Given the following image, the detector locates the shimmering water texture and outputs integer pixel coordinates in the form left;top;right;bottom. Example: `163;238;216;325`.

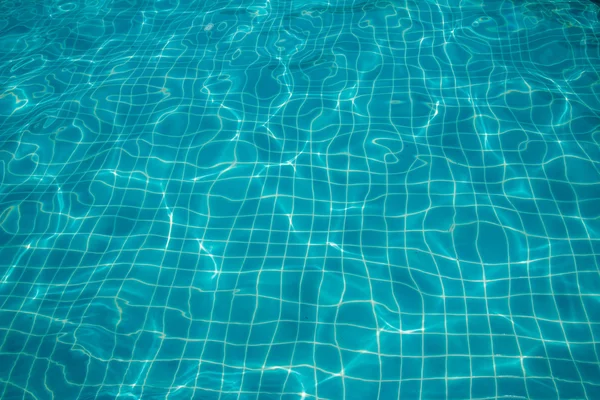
2;0;600;399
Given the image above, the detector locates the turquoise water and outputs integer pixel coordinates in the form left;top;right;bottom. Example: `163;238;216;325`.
1;0;600;398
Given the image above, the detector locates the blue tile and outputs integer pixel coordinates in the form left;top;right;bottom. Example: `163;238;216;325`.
1;0;599;398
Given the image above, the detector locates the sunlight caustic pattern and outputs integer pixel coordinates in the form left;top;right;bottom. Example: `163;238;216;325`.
1;0;600;398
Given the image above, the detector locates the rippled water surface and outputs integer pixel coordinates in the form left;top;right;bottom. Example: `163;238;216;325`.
2;0;600;398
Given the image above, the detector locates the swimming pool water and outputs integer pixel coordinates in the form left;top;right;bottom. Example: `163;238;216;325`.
1;0;600;398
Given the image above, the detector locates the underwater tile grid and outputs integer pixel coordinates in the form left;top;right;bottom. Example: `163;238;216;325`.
1;0;600;398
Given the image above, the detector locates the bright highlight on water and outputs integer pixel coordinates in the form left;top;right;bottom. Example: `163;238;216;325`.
1;0;600;399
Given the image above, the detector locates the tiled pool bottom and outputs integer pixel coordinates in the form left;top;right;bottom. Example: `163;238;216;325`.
1;0;600;398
